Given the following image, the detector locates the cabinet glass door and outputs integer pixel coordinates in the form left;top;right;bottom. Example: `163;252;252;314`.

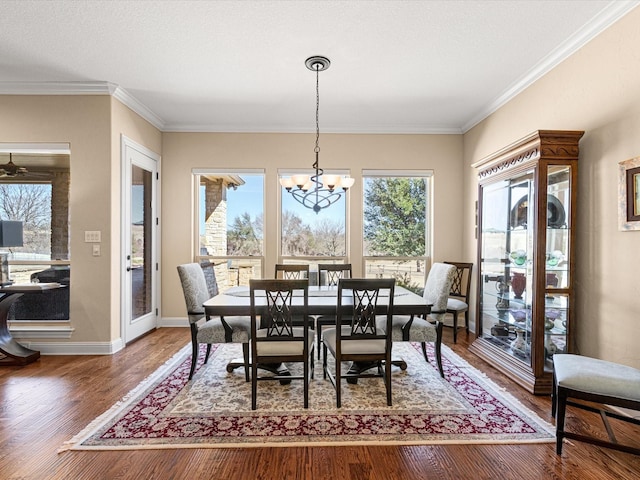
543;165;572;371
479;170;535;366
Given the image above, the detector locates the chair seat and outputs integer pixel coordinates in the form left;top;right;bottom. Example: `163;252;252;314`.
323;326;387;355
447;298;468;312
256;327;315;356
378;315;437;342
197;316;251;344
554;354;640;402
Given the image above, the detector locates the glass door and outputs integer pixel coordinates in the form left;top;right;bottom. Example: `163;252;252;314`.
122;137;159;343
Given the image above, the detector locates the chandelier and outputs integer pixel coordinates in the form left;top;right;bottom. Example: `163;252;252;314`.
279;56;354;213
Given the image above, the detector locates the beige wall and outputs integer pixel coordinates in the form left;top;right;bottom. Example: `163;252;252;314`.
111;99;162;338
0;95;161;345
161;132;463;318
0;95;113;342
463;8;640;367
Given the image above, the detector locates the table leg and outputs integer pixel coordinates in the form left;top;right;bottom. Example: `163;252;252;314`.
0;293;41;366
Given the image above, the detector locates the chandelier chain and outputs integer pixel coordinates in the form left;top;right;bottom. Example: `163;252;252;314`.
315;63;320;156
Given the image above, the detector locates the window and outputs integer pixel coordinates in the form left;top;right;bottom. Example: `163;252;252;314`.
279;170;348;266
194;170;264;288
362;170;432;294
1;149;71;321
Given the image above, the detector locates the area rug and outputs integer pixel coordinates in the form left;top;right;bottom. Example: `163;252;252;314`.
61;342;555;450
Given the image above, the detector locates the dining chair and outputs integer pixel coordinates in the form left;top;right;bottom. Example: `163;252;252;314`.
274;263;310;280
443;261;473;343
322;278;395;408
249;278;314;410
381;262;455;378
177;263;251;381
315;264;352;359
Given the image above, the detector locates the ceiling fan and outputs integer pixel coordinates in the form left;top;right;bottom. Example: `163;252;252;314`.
0;153;29;177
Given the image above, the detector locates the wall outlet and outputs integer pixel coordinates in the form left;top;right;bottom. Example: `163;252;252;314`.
85;231;101;243
92;244;101;256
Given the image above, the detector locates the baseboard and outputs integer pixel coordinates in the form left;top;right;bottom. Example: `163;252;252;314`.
159;317;189;328
21;338;125;355
13;323;188;355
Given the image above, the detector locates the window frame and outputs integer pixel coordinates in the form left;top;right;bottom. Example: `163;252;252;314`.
193;168;266;287
278;168;350;265
361;169;433;292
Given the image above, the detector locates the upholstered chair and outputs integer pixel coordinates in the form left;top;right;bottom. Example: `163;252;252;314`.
177;263;250;380
381;262;456;378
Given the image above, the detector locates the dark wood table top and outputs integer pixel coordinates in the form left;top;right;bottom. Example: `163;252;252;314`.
203;285;431;317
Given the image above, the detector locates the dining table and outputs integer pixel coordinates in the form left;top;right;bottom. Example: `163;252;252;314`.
203;284;432;376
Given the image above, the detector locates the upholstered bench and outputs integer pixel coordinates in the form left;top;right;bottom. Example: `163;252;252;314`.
552;354;640;456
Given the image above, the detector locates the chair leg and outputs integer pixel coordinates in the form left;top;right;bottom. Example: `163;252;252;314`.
243;343;250;382
304;355;309;409
188;326;199;380
251;360;258;410
386;355;392;406
452;311;458;344
204;344;213;363
464;310;469;334
421;342;430;363
434;322;445;378
317;324;323;360
322;344;328;379
336;353;341;408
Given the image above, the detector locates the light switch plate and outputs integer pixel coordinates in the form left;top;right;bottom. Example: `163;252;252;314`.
92;244;101;256
85;230;101;243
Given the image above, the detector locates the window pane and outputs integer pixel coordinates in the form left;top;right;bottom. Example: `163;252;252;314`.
0;183;52;258
280;180;346;257
199;174;264;256
363;177;428;256
197;173;264;289
363;174;430;294
0;152;71;321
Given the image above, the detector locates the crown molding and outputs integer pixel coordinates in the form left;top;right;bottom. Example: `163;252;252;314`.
461;0;640;133
111;85;165;129
0;80;166;130
162;123;462;135
0;80;116;95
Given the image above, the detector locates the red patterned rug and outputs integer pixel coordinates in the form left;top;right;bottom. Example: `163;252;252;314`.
61;342;554;450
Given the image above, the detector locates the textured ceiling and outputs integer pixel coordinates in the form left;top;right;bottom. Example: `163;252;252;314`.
0;1;638;133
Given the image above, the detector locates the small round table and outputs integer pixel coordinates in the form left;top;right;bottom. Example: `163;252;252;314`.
0;284;65;366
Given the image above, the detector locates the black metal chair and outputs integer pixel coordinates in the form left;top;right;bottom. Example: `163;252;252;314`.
444;261;473;343
315;264;352;359
249;278;314;410
274;263;309;280
322;278;395;408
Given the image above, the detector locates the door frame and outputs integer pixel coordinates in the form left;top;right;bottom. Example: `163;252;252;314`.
120;135;161;344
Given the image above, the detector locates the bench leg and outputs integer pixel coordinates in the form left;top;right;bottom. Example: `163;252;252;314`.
555;388;568;455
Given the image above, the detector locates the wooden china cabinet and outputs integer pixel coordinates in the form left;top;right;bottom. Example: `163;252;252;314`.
469;130;584;395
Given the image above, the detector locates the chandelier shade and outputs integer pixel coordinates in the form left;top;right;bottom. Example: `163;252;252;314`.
279;56;354;213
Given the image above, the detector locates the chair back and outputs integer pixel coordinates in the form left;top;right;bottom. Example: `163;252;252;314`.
337;278;395;347
274;263;310;280
177;263;210;324
199;261;219;297
444;261;473;303
318;263;352;287
249;279;310;356
423;263;456;322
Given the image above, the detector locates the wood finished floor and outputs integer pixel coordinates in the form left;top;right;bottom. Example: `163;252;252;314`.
1;326;639;480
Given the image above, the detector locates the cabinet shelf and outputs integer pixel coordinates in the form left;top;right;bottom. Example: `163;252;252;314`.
469;130;583;395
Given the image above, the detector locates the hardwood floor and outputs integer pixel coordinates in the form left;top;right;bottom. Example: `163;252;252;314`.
1;326;639;480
